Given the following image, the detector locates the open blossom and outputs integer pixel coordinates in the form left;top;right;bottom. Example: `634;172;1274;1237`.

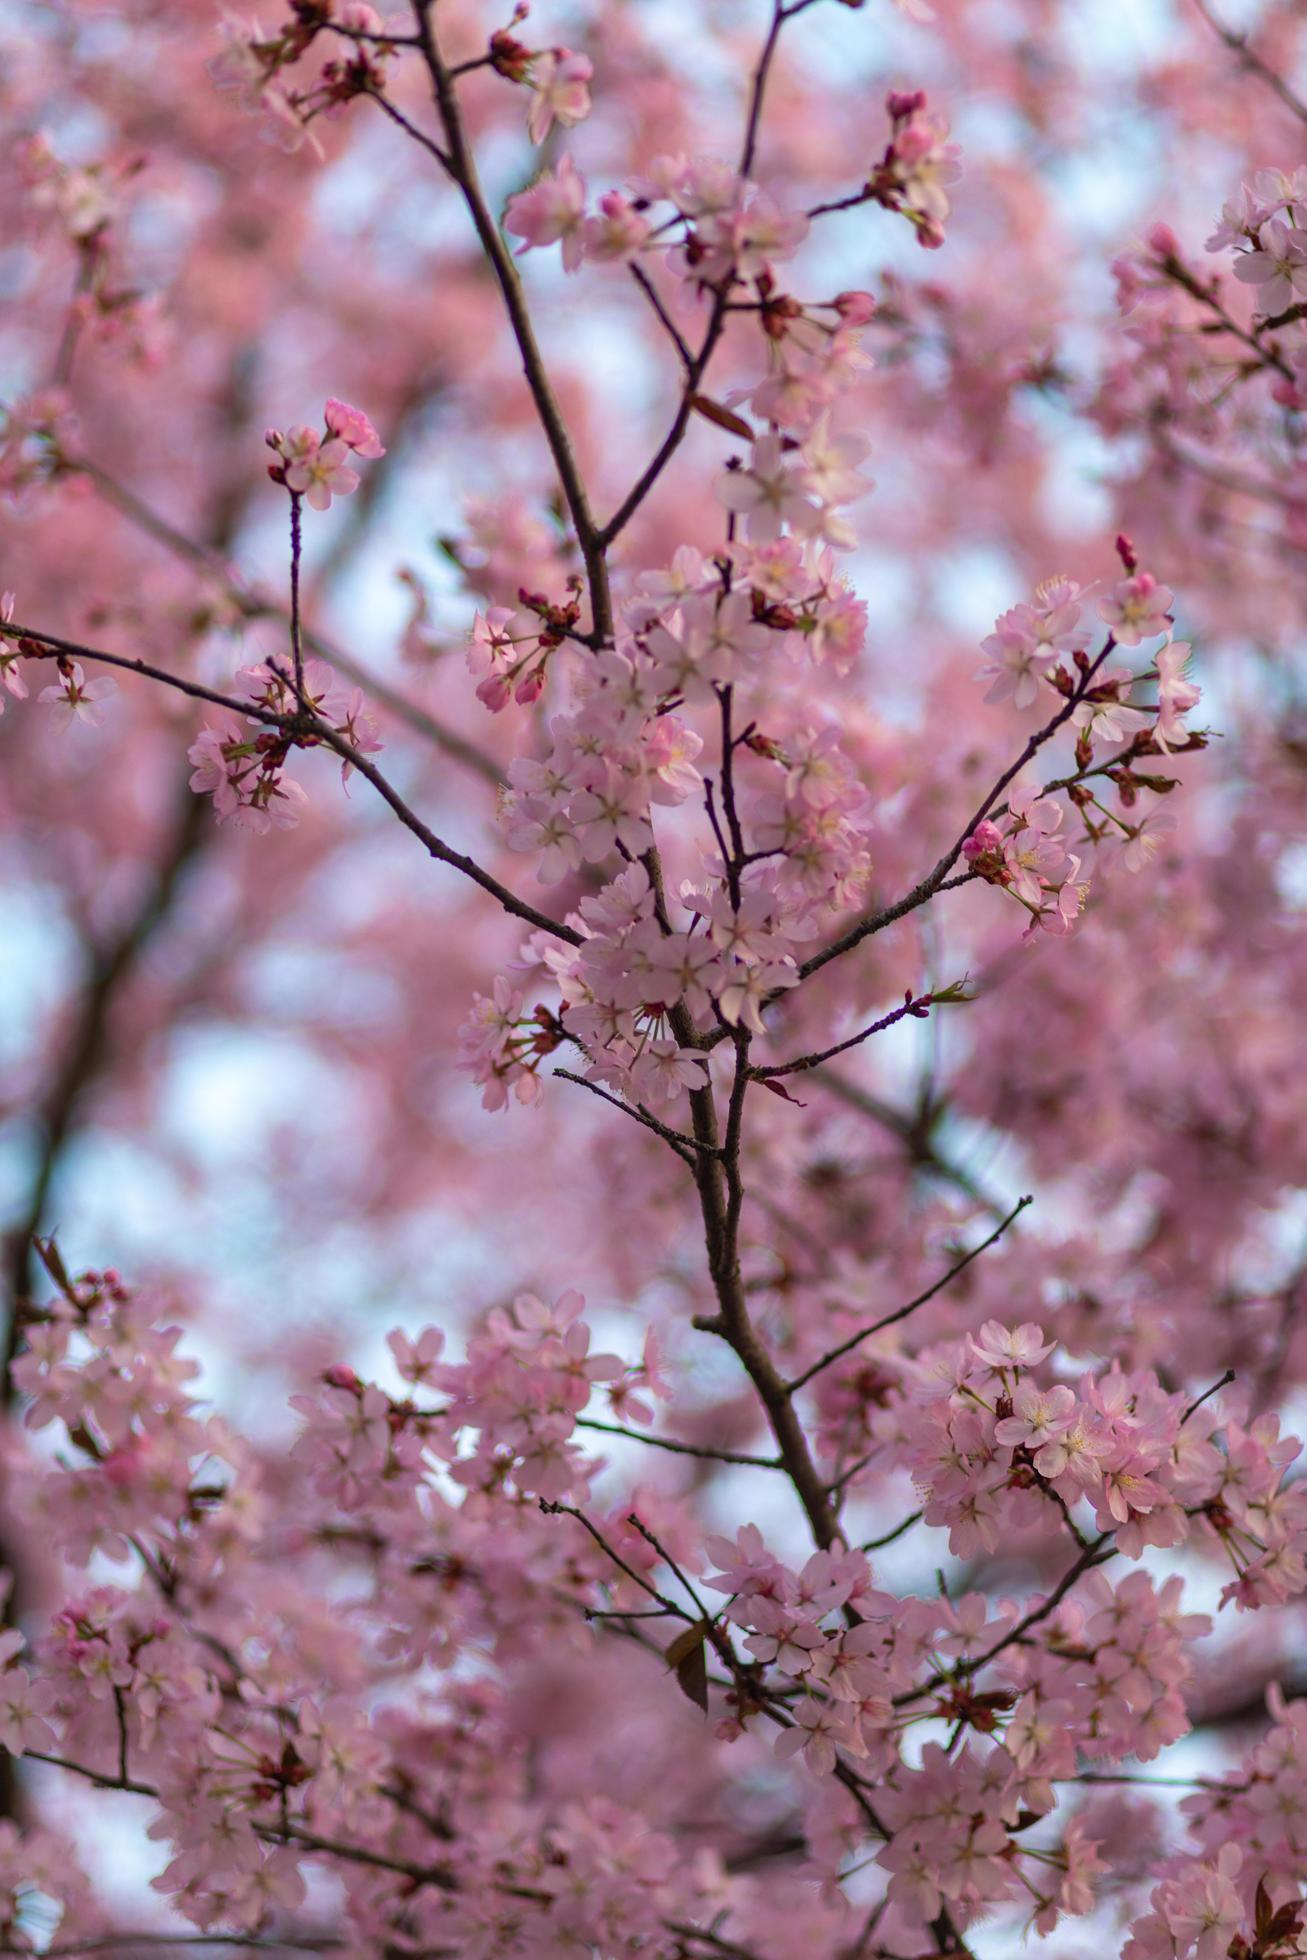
466;606;547;711
1071;670;1151;745
1232;217;1307;315
1098;571;1173;645
971;1321;1054;1371
276;427;359;510
266;403;381;510
867;92;962;246
715;437;814;541
1002;791;1067;904
526;48;593;145
582;191;651;263
505;156;587;272
1153;639;1200;751
0;1666;56;1757
37;660;117;727
978;576;1088;708
323;398;385;459
0;592;26;712
994;1381;1076;1448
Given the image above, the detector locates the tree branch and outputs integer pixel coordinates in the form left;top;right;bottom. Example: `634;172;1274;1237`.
786;1196;1033;1395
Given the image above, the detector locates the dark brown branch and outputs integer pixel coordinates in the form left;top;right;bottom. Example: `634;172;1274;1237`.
8;623;579;947
408;2;612;639
575;1417;783;1469
756;991;935;1080
552;1067;709;1162
67;457;503;786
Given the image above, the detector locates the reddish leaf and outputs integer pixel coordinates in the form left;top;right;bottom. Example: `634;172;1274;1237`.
757;1076;807;1106
689;394;754;441
664;1622;709;1713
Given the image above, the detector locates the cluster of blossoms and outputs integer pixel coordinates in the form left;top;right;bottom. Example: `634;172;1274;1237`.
1124;1689;1307;1960
210;4;400;154
183;401;384;828
1103;167;1307;568
7;1265;1305;1958
505;88;958;284
211;2;591;153
17;136;165;367
863;89;963;249
0;596;119;728
1220;168;1307;334
481;10;594;145
187;654;381;833
264;396;385;510
688;1322;1303;1941
0;1267;736;1955
1;399;383;771
462;169;890;1110
893;1318;1307;1607
965;549;1203;932
462;627;875;1110
13;1;1307;1952
292;1286;664;1510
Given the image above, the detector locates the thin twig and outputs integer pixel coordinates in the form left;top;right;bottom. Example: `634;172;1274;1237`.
1190;0;1307;127
757;991;935;1080
66;457;503;784
1182;1368;1235;1424
797;646;1116;985
787;1196;1032;1394
552;1068;709;1162
575;1417;782;1469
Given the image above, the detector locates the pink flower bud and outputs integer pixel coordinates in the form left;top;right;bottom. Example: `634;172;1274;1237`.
833;290;876;324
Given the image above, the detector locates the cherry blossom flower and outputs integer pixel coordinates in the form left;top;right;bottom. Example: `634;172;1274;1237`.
526;48;593;146
1098;571;1174;645
1154;639;1201;751
505;157;588;272
37;660;117;727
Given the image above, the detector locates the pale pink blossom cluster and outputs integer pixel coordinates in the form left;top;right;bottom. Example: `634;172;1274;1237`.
1116;164;1307;440
968;554;1202;930
864;90;963;249
963;788;1090;937
208;5;396;153
504;149;815;280
462;537;878;1105
7;1199;1307;1960
1125;1688;1307;1959
893;1317;1307;1602
264;397;385;512
11;8;1306;1956
456;234;886;1110
7;1266;1302;1957
187;655;381;833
